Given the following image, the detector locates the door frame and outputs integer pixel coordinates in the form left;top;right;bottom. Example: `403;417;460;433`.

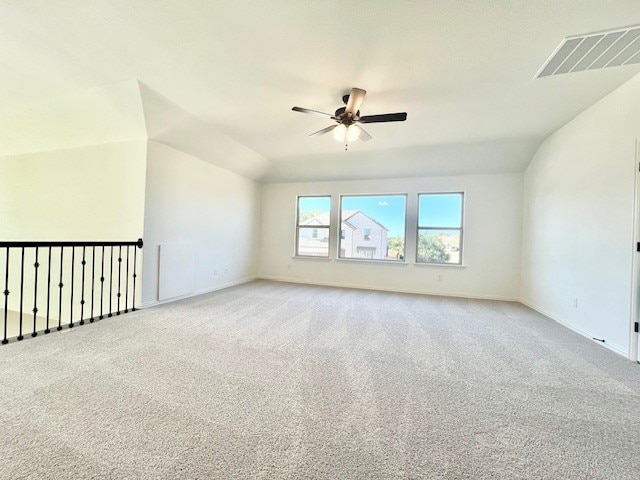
630;139;640;362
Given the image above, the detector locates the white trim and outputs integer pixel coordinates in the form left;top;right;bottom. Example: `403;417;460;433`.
413;263;466;269
334;258;408;266
291;256;331;261
258;275;518;302
139;275;257;308
520;299;629;358
631;138;640;362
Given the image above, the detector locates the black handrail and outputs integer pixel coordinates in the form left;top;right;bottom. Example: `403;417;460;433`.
0;239;143;248
1;238;143;345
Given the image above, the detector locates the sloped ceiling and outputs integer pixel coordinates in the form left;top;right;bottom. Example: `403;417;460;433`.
0;80;147;156
139;82;270;179
1;1;639;182
0;80;270;179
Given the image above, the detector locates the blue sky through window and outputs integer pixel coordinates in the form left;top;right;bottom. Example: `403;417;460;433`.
418;194;462;228
298;196;330;215
341;195;406;237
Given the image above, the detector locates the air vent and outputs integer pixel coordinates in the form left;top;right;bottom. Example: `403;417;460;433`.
536;25;640;78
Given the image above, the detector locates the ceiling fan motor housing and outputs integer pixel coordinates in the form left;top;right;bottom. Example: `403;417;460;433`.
334;106;359;124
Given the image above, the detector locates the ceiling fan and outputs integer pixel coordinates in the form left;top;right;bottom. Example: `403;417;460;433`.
292;88;407;150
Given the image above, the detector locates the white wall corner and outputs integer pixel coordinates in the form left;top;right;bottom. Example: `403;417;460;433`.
520;299;629;358
137;81;271;180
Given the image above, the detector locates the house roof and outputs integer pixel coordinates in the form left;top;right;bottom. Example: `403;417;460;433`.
302;210;388;231
300;212;330;226
343;211;389;232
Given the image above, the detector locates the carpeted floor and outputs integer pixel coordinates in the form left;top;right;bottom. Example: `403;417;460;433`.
1;280;640;479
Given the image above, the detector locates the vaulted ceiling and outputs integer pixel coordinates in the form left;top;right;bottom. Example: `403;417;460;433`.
1;1;639;182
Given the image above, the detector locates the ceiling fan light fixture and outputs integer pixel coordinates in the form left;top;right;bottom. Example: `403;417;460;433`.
333;124;347;141
333;124;360;143
346;125;360;142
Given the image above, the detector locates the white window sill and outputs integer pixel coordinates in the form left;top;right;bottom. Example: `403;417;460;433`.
292;255;331;261
413;262;466;268
335;258;408;266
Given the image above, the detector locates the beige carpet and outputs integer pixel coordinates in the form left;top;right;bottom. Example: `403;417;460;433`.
1;280;640;479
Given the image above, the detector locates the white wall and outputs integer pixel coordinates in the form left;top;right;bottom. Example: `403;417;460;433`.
141;140;261;306
0;141;147;240
0;140;147;319
521;74;640;358
260;174;523;300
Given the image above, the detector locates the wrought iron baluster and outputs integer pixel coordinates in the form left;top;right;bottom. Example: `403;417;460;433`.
117;245;122;315
69;247;75;328
100;246;105;320
18;247;24;341
90;246;95;323
2;247;9;344
132;243;138;311
108;246;113;317
80;246;86;325
57;247;64;331
124;245;130;313
32;247;39;337
45;247;51;334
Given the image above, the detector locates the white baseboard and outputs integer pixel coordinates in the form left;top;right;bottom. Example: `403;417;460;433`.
139;275;258;308
520;299;629;358
257;274;519;302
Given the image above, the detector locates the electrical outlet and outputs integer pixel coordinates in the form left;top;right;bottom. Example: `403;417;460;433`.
287;264;292;270
437;274;442;282
214;269;218;276
573;298;578;308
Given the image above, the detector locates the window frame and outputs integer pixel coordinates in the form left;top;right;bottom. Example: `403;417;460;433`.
295;195;332;258
337;193;408;263
416;191;465;266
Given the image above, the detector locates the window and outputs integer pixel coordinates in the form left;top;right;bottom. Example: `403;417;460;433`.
417;193;464;265
339;194;406;261
296;196;331;257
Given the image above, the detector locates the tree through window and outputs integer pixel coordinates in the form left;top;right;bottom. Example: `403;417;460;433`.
417;193;464;265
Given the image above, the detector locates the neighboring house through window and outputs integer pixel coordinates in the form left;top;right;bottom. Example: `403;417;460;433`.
296;196;331;257
339;195;406;261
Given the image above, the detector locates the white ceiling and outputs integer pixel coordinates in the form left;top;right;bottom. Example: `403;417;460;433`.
1;1;639;182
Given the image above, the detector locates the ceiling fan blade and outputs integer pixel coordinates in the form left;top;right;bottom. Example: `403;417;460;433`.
359;112;407;123
309;125;337;137
292;106;336;119
353;125;372;141
345;88;366;116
